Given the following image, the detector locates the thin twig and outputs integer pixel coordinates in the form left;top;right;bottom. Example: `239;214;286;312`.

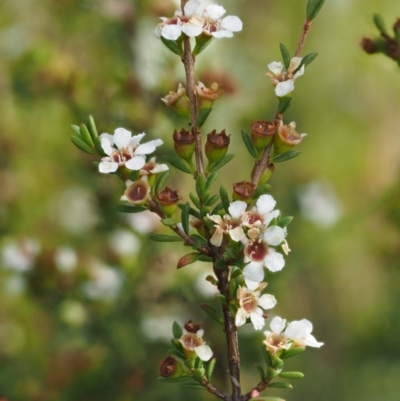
241;377;272;401
203;380;231;401
295;19;312;57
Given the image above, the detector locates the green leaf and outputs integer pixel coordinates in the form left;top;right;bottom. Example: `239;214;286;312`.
197;255;212;262
93;136;107;156
71;124;81;136
172;321;183;339
306;0;326;21
177;252;201;269
219;186;230;213
208;154;234;174
241;131;258;159
279;43;291;69
191;234;208;250
161;218;176;227
167;349;186;360
196;173;207;199
266;367;278;379
180;383;206;390
280;347;306;359
115;204;146;214
192;37;213;56
189;193;201;209
211;202;224;215
161;36;183;55
373;13;387;34
200;304;224;325
279;371;304;379
277;216;293;228
230;267;242;280
171;338;184;352
149;234;183;242
196;108;212;128
215;294;227;304
205;172;218;191
70;136;96;154
272;356;284;370
79;124;94;147
298;52;318;70
255;364;266;381
157;376;190;383
87;115;99;141
129;170;139;182
267;382;293;389
272;150;301;163
205;358;216;380
277;97;292;114
181;202;190;234
253;183;272;199
261;346;273;367
154;170;170;197
192;368;205;382
178;203;200;219
205;194;219;207
229;277;238;299
164;155;193;174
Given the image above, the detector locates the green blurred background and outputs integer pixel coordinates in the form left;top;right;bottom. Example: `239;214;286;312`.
1;0;400;400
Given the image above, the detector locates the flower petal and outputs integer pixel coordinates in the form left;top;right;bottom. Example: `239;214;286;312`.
256;195;277;215
221;16;243;32
99;160;118;174
100;134;114;156
125;156;146;170
270;316;286;334
304;334;324;348
244;278;261;291
212;29;234;38
250;308;265;330
264;249;285;272
293;64;305;79
161;24;182;41
243;262;264;282
130;133;146;148
184;0;201;16
268;61;283;76
288;57;302;73
275;80;295;97
113;128;132;149
204;4;225;21
263;226;286;246
229;226;245;242
235;308;247;327
228;201;247;219
136;139;164;155
182;23;203;37
258;294;277;310
150;164;169;174
264;209;280;225
195;344;213;361
210;228;223;247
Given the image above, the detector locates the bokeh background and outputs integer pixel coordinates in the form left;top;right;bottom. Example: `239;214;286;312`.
1;0;400;400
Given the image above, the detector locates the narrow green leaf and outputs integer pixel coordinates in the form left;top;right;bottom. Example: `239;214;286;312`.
79;124;94;147
230;268;242;280
255;364;266;381
161;36;183;55
129;170;139;182
178;203;200;219
205;194;219;207
208;154;234;174
87;115;99;141
158;376;190;383
154;170;170;197
219;186;230;213
210;202;224;215
184;359;195;370
197;255;212;262
192;37;213;56
272;356;284;370
164;155;192;174
241;131;258;159
192;368;205;382
373;14;387;34
266;367;278;379
229;277;238;299
93;136;107;156
267;382;293;389
306;0;326;21
196;173;207;199
279;372;304;379
205;172;218;191
272;150;301;163
115;204;146;214
279;43;291;69
180;383;206;390
161;218;176;227
277;97;292;114
149;234;183;242
280;347;306;359
205;358;216;380
167;349;186;360
215;259;226;271
196;108;212;128
181;202;190;234
71;124;81;136
200;304;224;325
261;346;273;367
172;321;183;339
177;252;201;269
191;234;208;249
70;136;96;154
253;183;272;199
277;216;293;228
189;193;201;209
299;52;318;69
215;294;227;304
171;338;184;352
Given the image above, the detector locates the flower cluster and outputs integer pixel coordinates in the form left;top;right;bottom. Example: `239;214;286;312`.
154;0;243;41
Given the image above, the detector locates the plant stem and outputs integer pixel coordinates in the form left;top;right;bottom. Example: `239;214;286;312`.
241;377;272;401
295;19;312;57
203;380;231;401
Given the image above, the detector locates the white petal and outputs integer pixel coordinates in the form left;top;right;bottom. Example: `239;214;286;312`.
161;24;182;41
136;139;163;155
125;156;146;170
204;4;225;21
235;308;247;327
100;136;114;156
305;334;324;348
195;344;213;361
221;16;242;32
184;0;201;16
243;262;264;282
275;80;295;97
210;228;223;247
264;226;286;246
250;308;265;330
268;61;283;76
264;209;280;226
113;128;132;149
151;164;169;174
270;316;286;334
264;250;285;272
258;294;277;310
196;328;204;338
130;133;146;148
182;23;203;37
228;201;247;219
212;29;234;38
293;65;305;79
288;56;302;72
99;160;118;174
285;319;312;339
256;195;276;215
244;278;261;291
229;226;245;242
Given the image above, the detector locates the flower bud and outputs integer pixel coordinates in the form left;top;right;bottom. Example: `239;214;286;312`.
158;356;184;378
251;120;275;150
161;83;190;119
157;186;181;217
173;128;195;161
205;129;230;164
274;121;306;155
124;179;151;205
195;81;220;110
232;181;255;204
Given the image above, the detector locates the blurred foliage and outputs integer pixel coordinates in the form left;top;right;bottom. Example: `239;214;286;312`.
1;0;400;400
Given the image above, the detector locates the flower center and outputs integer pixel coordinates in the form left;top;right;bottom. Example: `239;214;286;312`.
112;148;133;164
180;333;203;351
244;239;268;262
240;291;258;313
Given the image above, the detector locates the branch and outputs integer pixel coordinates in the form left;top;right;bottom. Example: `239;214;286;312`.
241;377;272;401
203;380;231;401
295;19;312;57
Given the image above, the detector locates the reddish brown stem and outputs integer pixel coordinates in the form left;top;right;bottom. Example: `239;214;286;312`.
295;19;312;57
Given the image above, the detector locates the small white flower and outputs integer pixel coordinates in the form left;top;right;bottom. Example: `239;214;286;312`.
201;4;243;38
236;283;277;330
98;128;163;174
139;156;169;177
1;238;40;272
179;322;213;361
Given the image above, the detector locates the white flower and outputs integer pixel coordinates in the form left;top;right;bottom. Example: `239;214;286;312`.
98;128;163;174
1;238;40;272
236;283;277;330
200;4;243;38
179;322;213;361
266;57;305;97
139;156;169;177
